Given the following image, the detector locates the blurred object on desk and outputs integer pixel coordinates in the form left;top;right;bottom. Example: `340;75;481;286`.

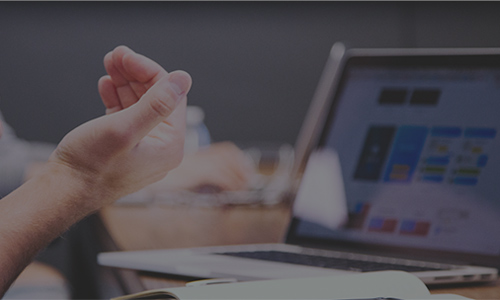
101;142;295;252
184;106;211;154
146;141;257;196
293;148;348;230
115;142;295;207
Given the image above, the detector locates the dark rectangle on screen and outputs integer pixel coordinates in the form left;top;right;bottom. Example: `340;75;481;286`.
354;126;397;181
409;89;441;106
378;88;408;105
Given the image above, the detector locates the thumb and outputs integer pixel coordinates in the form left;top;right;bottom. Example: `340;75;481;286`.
121;70;192;140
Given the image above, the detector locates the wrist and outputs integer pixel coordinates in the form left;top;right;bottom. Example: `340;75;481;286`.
35;161;118;216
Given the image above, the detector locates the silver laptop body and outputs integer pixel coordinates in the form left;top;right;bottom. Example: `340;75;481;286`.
99;44;500;285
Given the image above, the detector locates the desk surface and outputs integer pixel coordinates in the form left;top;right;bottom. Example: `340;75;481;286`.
430;279;500;299
100;204;500;299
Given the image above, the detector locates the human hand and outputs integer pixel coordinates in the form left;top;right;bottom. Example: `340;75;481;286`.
148;142;257;193
48;46;191;209
0;46;191;293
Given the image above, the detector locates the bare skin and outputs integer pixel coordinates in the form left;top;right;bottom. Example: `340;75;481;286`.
0;45;192;296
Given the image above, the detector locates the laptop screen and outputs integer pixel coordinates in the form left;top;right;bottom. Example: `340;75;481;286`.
289;51;500;266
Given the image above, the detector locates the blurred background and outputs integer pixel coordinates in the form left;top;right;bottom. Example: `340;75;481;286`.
2;2;500;147
3;2;500;298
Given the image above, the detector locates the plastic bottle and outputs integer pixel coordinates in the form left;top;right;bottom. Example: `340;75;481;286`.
184;106;211;153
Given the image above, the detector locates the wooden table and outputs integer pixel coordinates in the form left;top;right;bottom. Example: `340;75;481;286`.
99;202;500;299
100;201;291;251
430;279;500;299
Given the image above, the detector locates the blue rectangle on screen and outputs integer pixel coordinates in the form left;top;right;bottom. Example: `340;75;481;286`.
369;218;384;229
426;156;450;165
431;126;462;138
400;220;416;232
383;126;428;183
422;175;444;183
477;155;489;167
453;177;478;186
354;202;364;214
464;128;497;139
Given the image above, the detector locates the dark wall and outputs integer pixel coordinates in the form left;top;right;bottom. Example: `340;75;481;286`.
1;2;499;145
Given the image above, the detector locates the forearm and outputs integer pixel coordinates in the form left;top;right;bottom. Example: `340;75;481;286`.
0;163;111;296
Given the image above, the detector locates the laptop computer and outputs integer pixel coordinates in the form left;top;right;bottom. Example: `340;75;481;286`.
98;44;500;285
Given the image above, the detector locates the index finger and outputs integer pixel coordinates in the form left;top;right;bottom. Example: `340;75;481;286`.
123;51;168;85
104;46;167;87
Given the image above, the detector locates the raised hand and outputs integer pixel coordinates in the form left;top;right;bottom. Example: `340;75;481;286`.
0;46;193;295
49;46;192;207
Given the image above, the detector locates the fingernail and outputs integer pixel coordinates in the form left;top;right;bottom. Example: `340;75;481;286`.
168;71;192;96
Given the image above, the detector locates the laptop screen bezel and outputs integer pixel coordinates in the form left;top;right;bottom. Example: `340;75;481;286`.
286;48;500;269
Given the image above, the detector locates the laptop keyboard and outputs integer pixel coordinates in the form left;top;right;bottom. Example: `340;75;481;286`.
218;250;452;272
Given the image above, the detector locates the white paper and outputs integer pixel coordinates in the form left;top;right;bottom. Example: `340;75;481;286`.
160;271;432;300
